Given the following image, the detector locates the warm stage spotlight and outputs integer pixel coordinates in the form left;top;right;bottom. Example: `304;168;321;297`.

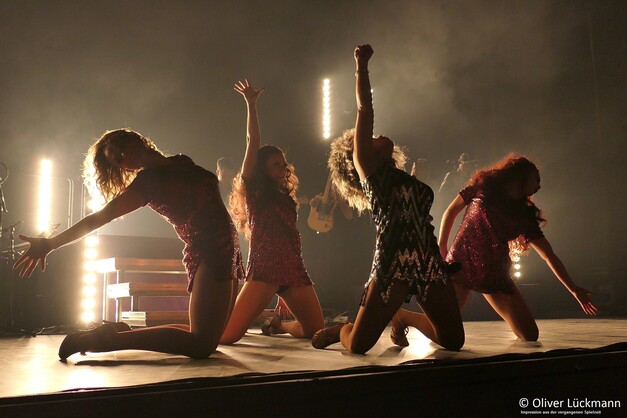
36;159;52;234
322;78;331;139
81;232;100;324
511;252;523;280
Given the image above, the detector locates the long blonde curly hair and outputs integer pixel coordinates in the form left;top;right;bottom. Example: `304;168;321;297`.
327;128;407;214
83;128;164;203
229;145;299;239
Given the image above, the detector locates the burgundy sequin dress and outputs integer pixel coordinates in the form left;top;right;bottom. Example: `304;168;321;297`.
244;179;312;287
127;155;244;292
446;185;544;294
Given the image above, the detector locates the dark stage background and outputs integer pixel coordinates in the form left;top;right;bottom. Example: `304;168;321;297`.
0;0;624;328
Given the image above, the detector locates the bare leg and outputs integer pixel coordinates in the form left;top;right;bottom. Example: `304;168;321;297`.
454;282;471;309
335;280;410;354
396;280;464;350
274;286;325;338
219;281;277;344
483;286;539;341
393;281;469;346
149;279;237;334
60;261;236;359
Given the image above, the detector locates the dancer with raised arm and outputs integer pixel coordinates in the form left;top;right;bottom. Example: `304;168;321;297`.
438;154;597;341
315;45;464;354
14;129;244;359
220;79;324;344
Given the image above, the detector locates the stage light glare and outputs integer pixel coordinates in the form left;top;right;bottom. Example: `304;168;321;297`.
87;196;104;213
84;248;98;259
85;235;99;247
83;273;97;284
514;263;521;270
514;271;522;279
83;260;96;272
81;231;101;323
322;78;331;140
82;298;96;310
512;255;521;263
36;159;53;233
82;286;97;297
81;311;95;323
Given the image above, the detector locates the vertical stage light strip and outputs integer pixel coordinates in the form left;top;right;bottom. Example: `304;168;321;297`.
81;233;99;323
322;78;331;139
36;159;52;234
80;189;104;324
512;252;523;280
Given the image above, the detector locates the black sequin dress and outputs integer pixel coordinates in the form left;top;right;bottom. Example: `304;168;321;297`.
361;163;447;304
127;155;244;292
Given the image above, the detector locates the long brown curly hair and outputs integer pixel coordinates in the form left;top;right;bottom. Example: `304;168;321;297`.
327;128;407;214
468;154;546;253
229;145;299;239
83;128;164;203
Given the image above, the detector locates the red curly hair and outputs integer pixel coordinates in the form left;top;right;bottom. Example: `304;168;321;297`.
469;154;546;254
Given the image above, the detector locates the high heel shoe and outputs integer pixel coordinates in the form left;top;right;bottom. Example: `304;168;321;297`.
390;313;409;347
58;323;117;361
311;323;347;349
261;316;281;336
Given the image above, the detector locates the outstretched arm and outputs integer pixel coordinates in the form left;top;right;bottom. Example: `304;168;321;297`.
530;237;597;315
438;195;466;258
352;44;377;180
13;188;146;277
234;79;264;180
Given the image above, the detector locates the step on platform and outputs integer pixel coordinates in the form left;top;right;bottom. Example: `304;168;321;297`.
107;282;189;298
121;311;189;327
120;309;275;327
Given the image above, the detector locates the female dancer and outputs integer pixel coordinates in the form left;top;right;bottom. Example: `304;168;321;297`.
14;129;244;359
436;154;597;341
219;79;324;344
313;45;464;354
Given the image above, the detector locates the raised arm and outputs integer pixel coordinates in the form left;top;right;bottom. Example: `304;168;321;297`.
234;79;264;180
438;195;466;258
13;188;146;277
352;44;377;180
530;238;597;315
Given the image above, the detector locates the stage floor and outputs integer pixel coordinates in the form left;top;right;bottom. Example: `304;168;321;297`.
0;318;625;400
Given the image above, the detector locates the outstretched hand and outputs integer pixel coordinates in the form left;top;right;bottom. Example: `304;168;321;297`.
12;234;52;278
354;44;374;64
570;285;598;315
234;79;264;103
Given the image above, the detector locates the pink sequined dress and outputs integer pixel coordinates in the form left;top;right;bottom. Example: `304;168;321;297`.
244;179;312;287
127;155;244;292
446;185;544;293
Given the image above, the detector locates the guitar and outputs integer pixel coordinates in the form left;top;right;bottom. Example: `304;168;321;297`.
307;174;337;233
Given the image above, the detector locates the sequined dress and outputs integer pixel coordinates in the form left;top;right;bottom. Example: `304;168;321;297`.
244;179;312;287
446;185;544;293
361;163;447;303
127;155;244;292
